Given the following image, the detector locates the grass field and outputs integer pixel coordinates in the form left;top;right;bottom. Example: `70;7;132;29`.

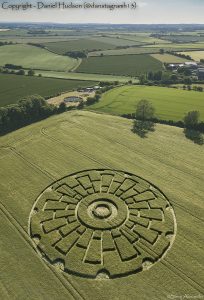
76;55;163;76
143;43;204;50
89;85;204;121
89;47;160;57
90;36;141;47
0;44;78;72
110;34;171;44
159;35;204;43
0;74;96;106
151;53;190;63
178;51;204;61
43;39;117;54
34;70;138;83
0;110;203;299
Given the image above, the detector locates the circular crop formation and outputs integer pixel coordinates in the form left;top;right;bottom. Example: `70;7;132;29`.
29;169;176;279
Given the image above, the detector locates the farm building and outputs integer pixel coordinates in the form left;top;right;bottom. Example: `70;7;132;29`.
168;63;184;69
64;96;83;103
78;86;101;93
197;68;204;80
184;62;198;69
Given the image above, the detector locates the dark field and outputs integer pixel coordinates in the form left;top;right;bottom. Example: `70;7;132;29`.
0;74;96;106
76;54;163;76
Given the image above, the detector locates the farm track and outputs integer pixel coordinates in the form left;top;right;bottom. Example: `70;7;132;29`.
10;146;55;181
46;116;204;223
137;235;204;293
0;148;87;299
0;201;85;300
70;58;82;72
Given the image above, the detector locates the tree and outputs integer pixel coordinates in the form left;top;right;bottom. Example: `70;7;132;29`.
28;69;35;76
139;74;146;85
170;74;178;82
147;71;154;81
0;95;56;135
184;77;192;85
16;69;25;75
153;70;163;81
184;111;200;129
135;100;155;121
159;48;164;54
65;51;87;58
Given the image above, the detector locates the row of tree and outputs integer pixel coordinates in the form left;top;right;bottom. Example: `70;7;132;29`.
140;71;193;86
134;99;203;131
0;68;35;76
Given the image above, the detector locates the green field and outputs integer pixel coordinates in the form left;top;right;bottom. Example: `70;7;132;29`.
34;70;138;83
143;43;204;50
43;39;117;54
89;85;204;121
0;74;96;106
178;51;204;61
42;36;144;55
0;110;203;299
89;47;160;57
108;34;170;44
90;36;141;47
0;44;78;72
76;55;163;76
159;34;204;43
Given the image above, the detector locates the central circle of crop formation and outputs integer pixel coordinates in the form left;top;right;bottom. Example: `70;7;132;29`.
29;169;176;279
93;203;112;219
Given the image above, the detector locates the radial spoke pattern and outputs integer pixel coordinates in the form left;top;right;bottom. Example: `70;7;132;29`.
29;169;176;278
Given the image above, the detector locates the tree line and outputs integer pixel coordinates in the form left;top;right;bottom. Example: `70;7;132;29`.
0;95;66;135
125;99;204;133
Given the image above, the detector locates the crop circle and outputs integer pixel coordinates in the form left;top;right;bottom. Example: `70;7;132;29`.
29;169;176;279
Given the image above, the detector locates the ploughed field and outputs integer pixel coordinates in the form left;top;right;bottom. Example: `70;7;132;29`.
0;74;96;106
89;85;204;121
0;110;203;299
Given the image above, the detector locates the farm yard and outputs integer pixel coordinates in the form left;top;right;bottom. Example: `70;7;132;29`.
76;54;163;76
88;85;204;121
0;74;96;106
0;111;204;299
47;90;95;107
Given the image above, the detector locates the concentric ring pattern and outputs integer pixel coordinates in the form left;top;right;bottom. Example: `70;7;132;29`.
29;169;176;278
